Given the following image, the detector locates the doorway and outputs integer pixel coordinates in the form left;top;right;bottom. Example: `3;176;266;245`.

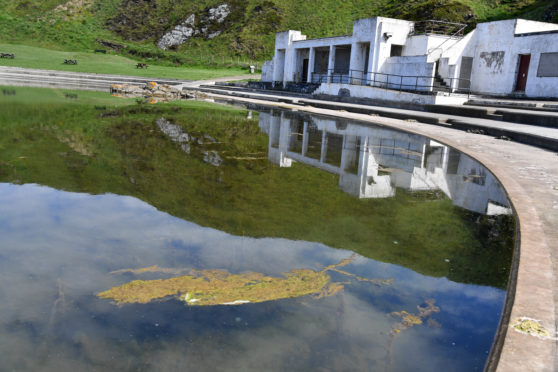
302;59;309;82
458;56;473;90
515;54;531;92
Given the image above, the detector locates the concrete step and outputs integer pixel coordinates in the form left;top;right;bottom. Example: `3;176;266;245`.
0;66;189;92
202;84;558;130
194;84;558;152
466;98;558;112
485;113;504;121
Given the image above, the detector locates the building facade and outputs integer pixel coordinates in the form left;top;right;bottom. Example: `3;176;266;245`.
262;17;558;99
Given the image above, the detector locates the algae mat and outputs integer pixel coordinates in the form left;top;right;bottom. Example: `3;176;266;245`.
98;256;392;306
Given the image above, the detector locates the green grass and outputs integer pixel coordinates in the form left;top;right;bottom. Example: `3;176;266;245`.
0;43;249;79
0;85;514;288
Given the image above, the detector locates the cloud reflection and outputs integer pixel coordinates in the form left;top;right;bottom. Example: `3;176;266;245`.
0;183;505;371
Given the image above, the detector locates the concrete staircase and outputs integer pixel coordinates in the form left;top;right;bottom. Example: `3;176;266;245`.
246;81;322;95
433;74;450;93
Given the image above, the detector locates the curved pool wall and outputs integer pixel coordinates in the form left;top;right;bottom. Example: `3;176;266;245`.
224;97;554;372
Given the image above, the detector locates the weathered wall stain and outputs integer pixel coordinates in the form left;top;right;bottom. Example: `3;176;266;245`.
479;51;505;73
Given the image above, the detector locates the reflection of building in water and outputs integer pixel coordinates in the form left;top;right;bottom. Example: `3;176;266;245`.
259;110;511;215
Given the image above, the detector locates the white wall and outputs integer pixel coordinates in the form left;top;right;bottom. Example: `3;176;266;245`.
468;20;517;95
273;31;306;84
371;18;414;77
467;20;558;97
438;31;477;88
261;60;274;82
514;19;558;34
514;33;558;97
380;55;435;91
314;82;468;105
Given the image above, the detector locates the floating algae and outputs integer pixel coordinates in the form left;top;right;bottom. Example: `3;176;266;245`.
98;255;390;306
384;299;441;371
389;298;440;335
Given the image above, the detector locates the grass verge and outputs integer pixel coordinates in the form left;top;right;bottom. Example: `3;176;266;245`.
0;43;250;80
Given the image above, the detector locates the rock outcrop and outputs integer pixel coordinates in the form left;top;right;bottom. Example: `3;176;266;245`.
157;14;196;50
157;4;231;50
110;82;201;102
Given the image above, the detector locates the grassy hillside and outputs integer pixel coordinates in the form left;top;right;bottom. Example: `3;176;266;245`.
0;0;557;67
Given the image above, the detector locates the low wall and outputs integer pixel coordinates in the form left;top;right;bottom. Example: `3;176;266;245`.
313;83;468;105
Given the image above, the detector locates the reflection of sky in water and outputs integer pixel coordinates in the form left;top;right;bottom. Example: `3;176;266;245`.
0;183;504;371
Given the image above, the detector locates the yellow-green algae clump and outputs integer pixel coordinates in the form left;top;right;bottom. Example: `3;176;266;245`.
390;299;440;335
97;255;389;306
512;317;552;338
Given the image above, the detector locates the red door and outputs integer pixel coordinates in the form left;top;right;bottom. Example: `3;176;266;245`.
515;54;531;92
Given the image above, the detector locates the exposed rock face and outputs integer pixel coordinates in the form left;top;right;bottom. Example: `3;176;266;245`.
52;0;94;17
157;4;231;50
157;14;196;50
207;4;230;24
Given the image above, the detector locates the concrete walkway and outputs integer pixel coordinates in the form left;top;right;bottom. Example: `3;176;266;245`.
195;92;558;372
0;66;258;92
190;84;558;151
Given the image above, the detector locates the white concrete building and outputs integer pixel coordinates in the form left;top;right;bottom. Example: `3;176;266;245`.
259;109;511;215
262;16;558;100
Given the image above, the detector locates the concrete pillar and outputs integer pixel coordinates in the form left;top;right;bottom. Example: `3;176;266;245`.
307;48;315;83
276;113;293;167
358;136;369;176
302;122;309;156
320;130;328;163
269;113;280;148
272;50;286;83
327;45;336;82
341;135;358;171
349;43;360;84
441;145;449;172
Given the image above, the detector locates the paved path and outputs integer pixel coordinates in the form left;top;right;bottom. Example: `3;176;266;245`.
191;85;558;151
0;66;259;91
195;91;558;372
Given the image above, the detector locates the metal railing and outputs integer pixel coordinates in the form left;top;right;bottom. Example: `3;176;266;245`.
311;69;471;96
411;20;467;37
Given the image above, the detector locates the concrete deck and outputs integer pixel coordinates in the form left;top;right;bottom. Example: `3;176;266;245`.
198;91;558;372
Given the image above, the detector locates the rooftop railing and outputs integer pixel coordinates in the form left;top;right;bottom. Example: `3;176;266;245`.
410;20;467;37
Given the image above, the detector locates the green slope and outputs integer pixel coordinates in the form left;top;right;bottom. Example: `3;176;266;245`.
1;0;556;67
